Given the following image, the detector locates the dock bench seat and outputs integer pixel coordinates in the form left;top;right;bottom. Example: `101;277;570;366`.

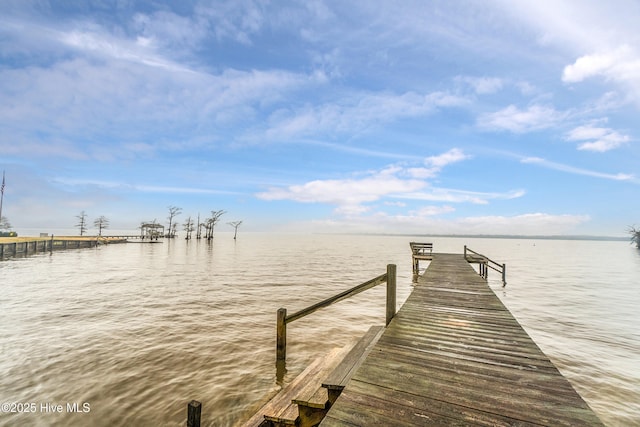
410;242;433;274
410;242;433;257
321;325;385;404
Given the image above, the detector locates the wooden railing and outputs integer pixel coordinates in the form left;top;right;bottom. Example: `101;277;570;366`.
0;237;102;258
464;245;506;286
276;264;396;364
410;241;433;256
185;266;397;427
410;242;433;275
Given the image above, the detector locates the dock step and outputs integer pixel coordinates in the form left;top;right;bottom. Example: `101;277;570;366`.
239;326;386;427
321;325;385;404
239;346;349;427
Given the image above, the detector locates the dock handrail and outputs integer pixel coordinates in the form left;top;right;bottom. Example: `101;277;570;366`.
276;264;396;364
410;242;434;275
410;241;433;256
464;245;507;286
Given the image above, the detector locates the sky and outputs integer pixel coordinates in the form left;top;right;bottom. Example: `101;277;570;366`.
1;0;639;236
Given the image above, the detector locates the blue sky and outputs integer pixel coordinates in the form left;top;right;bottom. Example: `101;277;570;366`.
1;0;639;236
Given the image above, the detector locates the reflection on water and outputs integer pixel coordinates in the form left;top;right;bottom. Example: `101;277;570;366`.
1;234;638;426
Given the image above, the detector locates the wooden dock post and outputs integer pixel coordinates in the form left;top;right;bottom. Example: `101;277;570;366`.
186;400;201;427
276;308;287;362
502;263;507;286
386;264;396;326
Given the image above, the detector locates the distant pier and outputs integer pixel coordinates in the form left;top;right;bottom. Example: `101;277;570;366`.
0;236;128;259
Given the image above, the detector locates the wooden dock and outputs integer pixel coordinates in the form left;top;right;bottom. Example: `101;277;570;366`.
320;252;603;426
0;236;127;258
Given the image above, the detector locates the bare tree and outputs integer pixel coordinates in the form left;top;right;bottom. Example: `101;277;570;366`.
196;213;202;239
205;210;226;240
629;225;640;248
228;220;243;240
183;216;194;240
167;206;182;238
76;211;88;236
0;216;11;231
198;222;207;239
94;216;109;236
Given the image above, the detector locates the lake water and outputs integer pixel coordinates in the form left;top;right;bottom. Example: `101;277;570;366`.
0;233;638;426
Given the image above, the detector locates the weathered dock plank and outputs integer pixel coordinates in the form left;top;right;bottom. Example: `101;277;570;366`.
321;253;603;426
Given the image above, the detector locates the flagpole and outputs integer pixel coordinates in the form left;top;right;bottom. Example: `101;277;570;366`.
0;170;5;222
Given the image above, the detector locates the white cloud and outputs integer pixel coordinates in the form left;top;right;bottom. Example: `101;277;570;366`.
565;124;630;152
195;0;272;45
566;124;609;140
132;10;210;51
54;178;238;195
521;157;635;181
261;90;469;141
398;188;525;205
256;167;425;206
516;81;537;96
57;25;197;74
411;205;456;216
0;57;322;159
457;213;590;235
256;149;527;219
492;0;640;54
256;149;474;213
563;50;619;83
280;211;590;235
424;148;470;169
384;201;406;207
456;76;504;94
492;2;640;103
478;104;565;133
562;45;640;103
404;148;471;179
563;45;640;83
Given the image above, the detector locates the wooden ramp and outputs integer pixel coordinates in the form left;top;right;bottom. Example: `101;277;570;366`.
321;253;603;426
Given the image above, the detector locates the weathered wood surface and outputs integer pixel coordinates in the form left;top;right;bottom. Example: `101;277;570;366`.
322;325;384;403
239;346;351;427
321;253;603;426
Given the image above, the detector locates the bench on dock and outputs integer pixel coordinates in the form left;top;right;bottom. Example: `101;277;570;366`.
410;242;433;274
240;326;385;427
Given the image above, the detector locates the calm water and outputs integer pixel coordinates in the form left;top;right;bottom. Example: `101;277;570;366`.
0;234;638;426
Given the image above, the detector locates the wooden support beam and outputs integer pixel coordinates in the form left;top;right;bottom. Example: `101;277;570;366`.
386;264;396;326
276;308;287;362
187;400;201;427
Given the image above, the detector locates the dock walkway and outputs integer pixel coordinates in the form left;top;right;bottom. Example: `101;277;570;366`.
320;253;603;426
0;236;127;258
